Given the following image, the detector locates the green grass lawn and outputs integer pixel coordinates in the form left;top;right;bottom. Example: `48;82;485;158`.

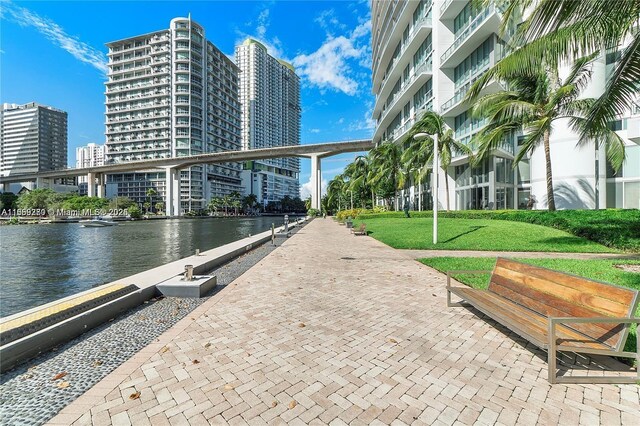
357;209;640;252
420;257;640;357
356;217;618;253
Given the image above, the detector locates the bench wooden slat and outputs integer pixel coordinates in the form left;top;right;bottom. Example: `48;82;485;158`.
493;258;636;316
452;287;612;351
489;275;625;348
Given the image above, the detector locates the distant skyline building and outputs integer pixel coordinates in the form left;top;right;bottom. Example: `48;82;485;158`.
0;102;67;177
76;142;105;169
76;142;105;187
235;38;301;205
370;0;639;210
104;16;243;213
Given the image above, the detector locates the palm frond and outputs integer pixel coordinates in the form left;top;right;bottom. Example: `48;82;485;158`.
584;33;640;133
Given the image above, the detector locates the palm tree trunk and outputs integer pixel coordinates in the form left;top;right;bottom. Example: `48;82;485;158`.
418;177;422;211
443;167;450;211
543;129;556;211
371;190;375;209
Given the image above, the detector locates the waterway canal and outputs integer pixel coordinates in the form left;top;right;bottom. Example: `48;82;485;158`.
0;217;285;317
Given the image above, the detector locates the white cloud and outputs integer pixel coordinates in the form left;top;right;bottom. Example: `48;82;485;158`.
292;15;371;96
315;9;347;34
3;1;107;73
235;6;285;59
309;128;320;133
347;100;376;132
256;9;270;39
299;176;328;200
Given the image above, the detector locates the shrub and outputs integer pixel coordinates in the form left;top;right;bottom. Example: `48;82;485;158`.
307;208;321;217
336;209;362;222
127;205;142;219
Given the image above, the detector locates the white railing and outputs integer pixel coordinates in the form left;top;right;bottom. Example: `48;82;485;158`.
441;4;495;64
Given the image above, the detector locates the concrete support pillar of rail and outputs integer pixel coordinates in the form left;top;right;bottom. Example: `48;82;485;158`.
35;177;45;189
309;154;323;211
87;172;96;197
96;174;105;198
2;182;11;193
165;167;180;217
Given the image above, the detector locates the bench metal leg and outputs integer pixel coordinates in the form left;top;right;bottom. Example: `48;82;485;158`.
548;320;557;384
548;319;639;384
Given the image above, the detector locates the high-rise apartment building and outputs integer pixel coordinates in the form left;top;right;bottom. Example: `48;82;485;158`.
0;102;67;177
235;39;301;206
104;16;243;213
371;0;639;210
76;142;105;169
76;142;105;187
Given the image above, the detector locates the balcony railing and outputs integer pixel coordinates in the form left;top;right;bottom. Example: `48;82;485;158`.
441;4;496;64
380;11;433;88
440;0;455;15
381;53;433;120
441;62;491;113
454;117;487;139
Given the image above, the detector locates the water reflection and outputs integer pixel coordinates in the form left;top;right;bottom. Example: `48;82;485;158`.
0;217;280;317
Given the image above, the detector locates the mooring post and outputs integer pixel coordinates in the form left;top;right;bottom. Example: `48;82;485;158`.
195;249;200;256
271;223;275;245
185;265;194;281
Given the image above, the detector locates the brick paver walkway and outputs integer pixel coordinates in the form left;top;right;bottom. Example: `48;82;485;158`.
48;219;639;425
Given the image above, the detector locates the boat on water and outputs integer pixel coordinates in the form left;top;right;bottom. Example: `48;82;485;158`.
79;216;118;227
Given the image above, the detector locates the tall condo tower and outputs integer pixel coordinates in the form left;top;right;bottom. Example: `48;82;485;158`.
0;102;67;177
105;16;243;214
235;38;301;206
371;0;639;210
76;143;105;169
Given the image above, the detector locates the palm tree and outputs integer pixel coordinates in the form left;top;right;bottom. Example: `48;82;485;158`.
222;195;232;216
482;0;633;170
344;156;373;209
208;197;223;215
467;55;617;211
369;141;405;210
401;135;431;211
407;111;473;211
146;188;157;213
243;194;258;214
229;191;242;215
327;174;347;212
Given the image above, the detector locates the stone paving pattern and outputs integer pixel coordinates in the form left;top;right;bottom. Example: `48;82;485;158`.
48;219;639;425
1;230;297;426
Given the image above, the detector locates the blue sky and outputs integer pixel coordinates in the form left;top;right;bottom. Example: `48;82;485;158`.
0;0;375;198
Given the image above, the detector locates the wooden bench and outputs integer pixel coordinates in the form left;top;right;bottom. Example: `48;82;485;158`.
352;223;367;236
446;258;639;384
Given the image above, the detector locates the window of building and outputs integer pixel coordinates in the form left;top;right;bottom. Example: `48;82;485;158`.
517;159;530;184
454;2;480;35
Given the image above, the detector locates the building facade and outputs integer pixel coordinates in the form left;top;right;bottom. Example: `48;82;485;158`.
235;39;301;206
76;142;105;169
105;16;243;213
75;142;105;191
371;0;639;210
1;102;67;177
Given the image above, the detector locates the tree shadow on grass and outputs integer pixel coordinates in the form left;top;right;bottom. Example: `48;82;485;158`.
441;225;486;244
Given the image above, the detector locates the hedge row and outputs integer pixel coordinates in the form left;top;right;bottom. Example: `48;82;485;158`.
356;209;640;252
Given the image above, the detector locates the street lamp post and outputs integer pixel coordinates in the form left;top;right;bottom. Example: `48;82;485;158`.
414;132;438;244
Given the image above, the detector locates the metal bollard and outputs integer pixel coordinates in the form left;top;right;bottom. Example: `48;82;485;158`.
271;223;275;245
185;264;194;281
284;214;289;233
195;249;200;256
